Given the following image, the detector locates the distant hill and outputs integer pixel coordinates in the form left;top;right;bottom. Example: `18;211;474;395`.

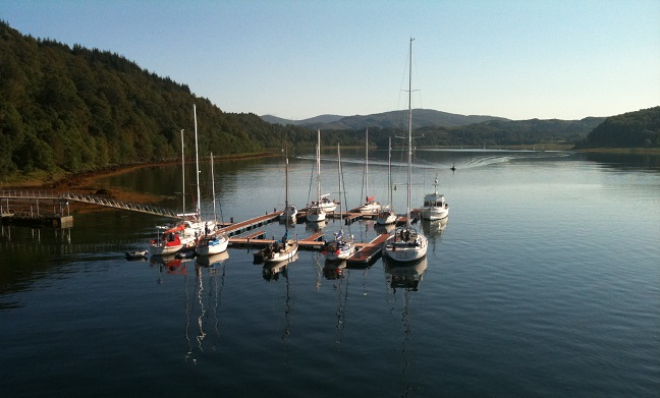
261;114;344;126
576;107;660;149
261;109;508;130
414;117;607;147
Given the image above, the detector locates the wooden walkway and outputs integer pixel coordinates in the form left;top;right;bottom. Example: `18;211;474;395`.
222;208;391;264
1;189;183;220
220;211;282;237
346;234;390;265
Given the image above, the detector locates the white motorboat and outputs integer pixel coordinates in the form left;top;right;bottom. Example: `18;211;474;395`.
421;175;449;221
383;38;428;263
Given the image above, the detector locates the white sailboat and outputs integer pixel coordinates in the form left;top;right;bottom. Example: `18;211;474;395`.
196;152;229;256
307;130;329;222
323;144;356;261
281;145;298;223
421;174;449;221
260;145;299;264
383;38;428;263
359;128;381;215
377;136;397;225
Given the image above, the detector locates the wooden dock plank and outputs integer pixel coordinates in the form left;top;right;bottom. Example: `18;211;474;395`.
300;232;324;242
243;230;265;239
347;234;390;264
220;211;282;236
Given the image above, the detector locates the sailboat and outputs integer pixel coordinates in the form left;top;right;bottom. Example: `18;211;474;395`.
151;124;203;255
382;38;428;263
377;137;397;225
196;152;229;256
359;128;381;215
281;145;298;223
323;144;356;261
307;130;333;222
420;174;449;221
259;145;299;264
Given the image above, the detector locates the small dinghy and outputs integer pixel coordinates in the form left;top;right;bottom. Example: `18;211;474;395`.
175;250;195;259
125;250;149;260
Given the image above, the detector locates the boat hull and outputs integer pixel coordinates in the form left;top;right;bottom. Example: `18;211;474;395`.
376;212;397;225
196;235;229;256
382;243;428;262
262;241;299;264
306;208;326;222
360;202;381;215
150;243;183;256
421;207;449;221
324;241;356;261
382;227;428;263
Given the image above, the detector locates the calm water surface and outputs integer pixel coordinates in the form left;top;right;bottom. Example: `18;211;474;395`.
1;150;659;397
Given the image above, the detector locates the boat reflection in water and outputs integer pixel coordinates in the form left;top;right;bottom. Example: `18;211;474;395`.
262;253;299;282
306;219;326;233
375;222;396;235
151;254;194;277
421;217;448;238
383;256;428;292
323;260;347;280
195;251;229;268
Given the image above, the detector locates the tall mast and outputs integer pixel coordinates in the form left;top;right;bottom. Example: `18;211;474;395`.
407;37;414;227
285;144;289;217
285;144;290;233
194;104;201;219
365;128;369;200
388;136;392;208
316;129;321;203
211;152;216;222
337;143;342;228
181;129;185;214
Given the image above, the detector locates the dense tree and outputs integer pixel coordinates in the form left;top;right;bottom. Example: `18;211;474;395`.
576;107;660;149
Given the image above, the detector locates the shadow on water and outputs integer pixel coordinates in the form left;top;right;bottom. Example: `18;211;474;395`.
581;152;660;172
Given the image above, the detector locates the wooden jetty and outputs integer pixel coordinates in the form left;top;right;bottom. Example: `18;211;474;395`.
346;234;390;265
221;209;392;265
220;211;283;237
1;212;73;228
1;189;184;220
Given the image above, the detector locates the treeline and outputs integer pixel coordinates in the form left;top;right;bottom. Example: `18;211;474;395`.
0;21;314;175
2;20;655;179
575;107;660;149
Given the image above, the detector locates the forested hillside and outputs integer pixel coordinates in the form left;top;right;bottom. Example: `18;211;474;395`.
576;107;660;149
0;21;314;176
2;20;653;179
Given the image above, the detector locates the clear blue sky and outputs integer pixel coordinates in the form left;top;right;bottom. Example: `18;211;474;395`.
2;0;659;120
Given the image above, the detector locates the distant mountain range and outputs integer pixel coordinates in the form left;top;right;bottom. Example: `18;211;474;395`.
261;109;509;130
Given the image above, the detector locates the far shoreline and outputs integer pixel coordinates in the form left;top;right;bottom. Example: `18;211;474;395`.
1;151;278;192
2;146;658;196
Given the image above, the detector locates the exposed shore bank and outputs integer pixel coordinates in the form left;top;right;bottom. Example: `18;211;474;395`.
1;152;277;206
